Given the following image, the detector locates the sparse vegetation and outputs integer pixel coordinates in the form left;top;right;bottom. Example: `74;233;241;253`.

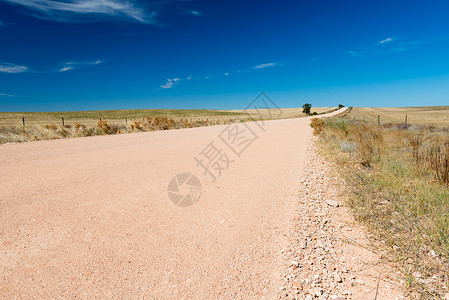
0;117;225;144
312;114;449;298
310;118;324;135
411;136;449;186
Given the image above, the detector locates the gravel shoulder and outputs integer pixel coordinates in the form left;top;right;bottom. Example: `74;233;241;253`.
280;139;404;299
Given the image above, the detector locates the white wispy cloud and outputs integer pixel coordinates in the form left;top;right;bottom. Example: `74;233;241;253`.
346;50;360;57
252;62;277;69
379;37;394;44
222;61;281;76
160;77;181;89
0;60;102;74
3;0;157;23
4;0;201;24
58;60;102;72
347;36;441;57
0;63;29;73
0;93;14;97
158;60;283;90
59;66;74;72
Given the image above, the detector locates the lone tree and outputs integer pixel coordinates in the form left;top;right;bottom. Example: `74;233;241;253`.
338;104;345;109
302;103;312;115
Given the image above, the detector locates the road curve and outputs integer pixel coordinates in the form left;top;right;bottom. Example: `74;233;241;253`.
0;108;346;298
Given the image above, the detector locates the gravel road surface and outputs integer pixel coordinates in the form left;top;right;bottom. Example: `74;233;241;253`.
1;109;351;298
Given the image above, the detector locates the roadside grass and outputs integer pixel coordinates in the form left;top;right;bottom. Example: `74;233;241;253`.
312;117;449;299
0;107;337;144
0;109;246;128
0;117;228;144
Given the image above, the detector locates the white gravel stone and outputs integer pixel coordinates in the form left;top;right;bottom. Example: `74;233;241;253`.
326;200;339;207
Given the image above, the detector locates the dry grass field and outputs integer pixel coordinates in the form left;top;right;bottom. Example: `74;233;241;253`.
0;109;244;128
312;107;449;298
0;107;336;144
221;107;336;119
348;106;449;126
0;107;335;127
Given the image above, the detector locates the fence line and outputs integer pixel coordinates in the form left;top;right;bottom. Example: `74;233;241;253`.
348;113;413;128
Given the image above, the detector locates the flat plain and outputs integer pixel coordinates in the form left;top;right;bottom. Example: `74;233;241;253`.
0;107;335;127
347;106;449;126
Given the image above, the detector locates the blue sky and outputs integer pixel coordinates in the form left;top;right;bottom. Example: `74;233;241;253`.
1;0;449;112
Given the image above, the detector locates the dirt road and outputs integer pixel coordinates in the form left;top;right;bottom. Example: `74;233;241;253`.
1;109;347;298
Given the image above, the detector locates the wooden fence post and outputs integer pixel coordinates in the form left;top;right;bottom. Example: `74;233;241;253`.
405;115;408;128
22;117;25;127
378;115;380;126
62;117;65;127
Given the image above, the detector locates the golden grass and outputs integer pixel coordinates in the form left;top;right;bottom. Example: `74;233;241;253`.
314;115;449;299
0;117;223;144
0;109;245;128
310;118;324;135
348;106;449;126
222;107;335;118
0;107;336;144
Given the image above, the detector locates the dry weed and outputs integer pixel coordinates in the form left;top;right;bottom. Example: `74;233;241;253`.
310;118;324;135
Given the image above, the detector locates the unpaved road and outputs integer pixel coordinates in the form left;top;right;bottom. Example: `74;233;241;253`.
0;109;345;298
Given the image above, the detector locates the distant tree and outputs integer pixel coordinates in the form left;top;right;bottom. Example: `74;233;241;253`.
313;112;318;115
302;103;312;115
338;104;345;109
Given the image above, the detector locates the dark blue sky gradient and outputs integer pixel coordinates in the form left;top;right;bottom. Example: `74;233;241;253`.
1;0;449;111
